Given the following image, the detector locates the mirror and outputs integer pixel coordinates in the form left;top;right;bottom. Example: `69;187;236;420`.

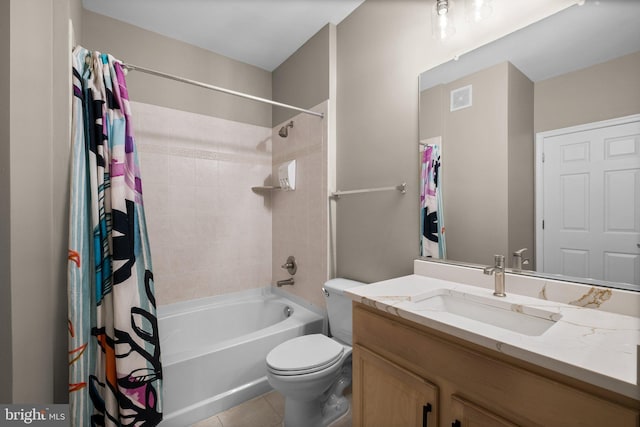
418;1;640;291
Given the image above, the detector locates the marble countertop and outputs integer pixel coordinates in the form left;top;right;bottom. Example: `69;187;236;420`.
346;274;640;400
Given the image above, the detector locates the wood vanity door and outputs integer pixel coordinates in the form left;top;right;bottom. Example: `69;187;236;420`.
450;395;518;427
353;345;438;427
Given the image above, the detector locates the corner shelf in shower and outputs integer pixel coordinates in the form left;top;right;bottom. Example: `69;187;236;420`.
251;186;282;192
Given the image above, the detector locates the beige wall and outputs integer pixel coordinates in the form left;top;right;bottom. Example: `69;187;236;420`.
444;63;510;265
336;0;574;282
507;64;535;268
70;0;83;42
82;10;272;128
420;62;534;268
8;0;78;403
0;0;12;404
9;0;55;403
336;0;429;282
535;51;640;133
419;85;444;142
272;24;332;126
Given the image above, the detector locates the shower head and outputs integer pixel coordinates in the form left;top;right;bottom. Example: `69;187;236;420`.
279;121;294;138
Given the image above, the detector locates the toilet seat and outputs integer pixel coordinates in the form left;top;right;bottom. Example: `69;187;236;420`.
267;334;344;376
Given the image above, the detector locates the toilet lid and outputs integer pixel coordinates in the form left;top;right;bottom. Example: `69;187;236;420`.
266;334;344;375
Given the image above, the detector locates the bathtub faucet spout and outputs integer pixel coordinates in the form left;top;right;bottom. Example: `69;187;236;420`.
277;278;295;287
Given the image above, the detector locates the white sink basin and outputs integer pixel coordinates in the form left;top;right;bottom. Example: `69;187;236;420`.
412;290;561;336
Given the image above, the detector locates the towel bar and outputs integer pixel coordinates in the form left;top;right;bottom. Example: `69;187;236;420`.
331;182;407;199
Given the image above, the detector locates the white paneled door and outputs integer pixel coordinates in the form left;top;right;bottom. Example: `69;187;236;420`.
538;116;640;288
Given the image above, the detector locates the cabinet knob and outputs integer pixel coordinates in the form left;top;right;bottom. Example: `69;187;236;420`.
452;421;461;427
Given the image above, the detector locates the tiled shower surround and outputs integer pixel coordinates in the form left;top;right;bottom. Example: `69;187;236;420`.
132;101;273;305
132;101;329;308
272;102;329;309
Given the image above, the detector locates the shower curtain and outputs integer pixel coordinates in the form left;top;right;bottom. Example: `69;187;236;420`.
420;144;446;258
68;46;162;426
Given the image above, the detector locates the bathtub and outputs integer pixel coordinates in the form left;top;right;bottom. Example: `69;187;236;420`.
157;288;324;426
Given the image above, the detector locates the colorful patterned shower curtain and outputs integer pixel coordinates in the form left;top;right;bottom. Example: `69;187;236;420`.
68;46;162;426
420;144;446;258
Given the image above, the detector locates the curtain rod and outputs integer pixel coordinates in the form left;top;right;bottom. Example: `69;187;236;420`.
122;62;324;119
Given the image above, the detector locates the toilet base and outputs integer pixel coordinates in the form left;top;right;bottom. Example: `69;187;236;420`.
320;394;349;427
283;363;352;427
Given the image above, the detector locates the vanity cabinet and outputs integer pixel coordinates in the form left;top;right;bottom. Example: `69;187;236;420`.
353;345;438;427
352;303;640;427
450;395;518;427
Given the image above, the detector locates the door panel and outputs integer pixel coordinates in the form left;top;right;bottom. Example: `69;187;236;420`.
560;248;589;278
605;169;638;232
560;173;589;230
542;119;640;286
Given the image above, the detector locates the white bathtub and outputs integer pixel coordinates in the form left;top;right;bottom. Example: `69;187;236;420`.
157;288;324;426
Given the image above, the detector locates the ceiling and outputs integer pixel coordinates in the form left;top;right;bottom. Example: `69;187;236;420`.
82;0;365;72
82;0;640;78
421;0;640;89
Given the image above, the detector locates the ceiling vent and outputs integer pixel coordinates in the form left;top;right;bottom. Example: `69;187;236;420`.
450;84;472;111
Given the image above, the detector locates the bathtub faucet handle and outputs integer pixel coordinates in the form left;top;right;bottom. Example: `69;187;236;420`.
281;256;297;275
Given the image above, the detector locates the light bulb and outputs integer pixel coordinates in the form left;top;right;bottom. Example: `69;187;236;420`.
432;0;456;40
466;0;492;22
437;0;449;15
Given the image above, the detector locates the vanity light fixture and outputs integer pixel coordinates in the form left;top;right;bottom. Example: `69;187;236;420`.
432;0;495;41
465;0;493;22
432;0;456;40
436;0;450;15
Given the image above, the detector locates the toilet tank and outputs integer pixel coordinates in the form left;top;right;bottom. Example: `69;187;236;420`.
323;278;364;345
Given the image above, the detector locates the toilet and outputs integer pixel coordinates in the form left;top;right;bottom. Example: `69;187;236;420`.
266;278;363;427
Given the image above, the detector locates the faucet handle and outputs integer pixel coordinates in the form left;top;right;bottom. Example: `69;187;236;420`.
281;256;297;275
512;248;529;270
494;254;505;268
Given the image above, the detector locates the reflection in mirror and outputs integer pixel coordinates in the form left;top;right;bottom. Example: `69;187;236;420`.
418;0;640;291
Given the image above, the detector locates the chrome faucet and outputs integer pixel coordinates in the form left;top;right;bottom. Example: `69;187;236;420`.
276;278;294;287
512;248;530;271
483;255;506;297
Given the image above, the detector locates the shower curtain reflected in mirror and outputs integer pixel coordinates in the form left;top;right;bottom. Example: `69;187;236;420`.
420;142;446;259
68;46;163;426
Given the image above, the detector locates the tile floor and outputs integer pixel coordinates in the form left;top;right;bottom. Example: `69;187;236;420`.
191;390;352;427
